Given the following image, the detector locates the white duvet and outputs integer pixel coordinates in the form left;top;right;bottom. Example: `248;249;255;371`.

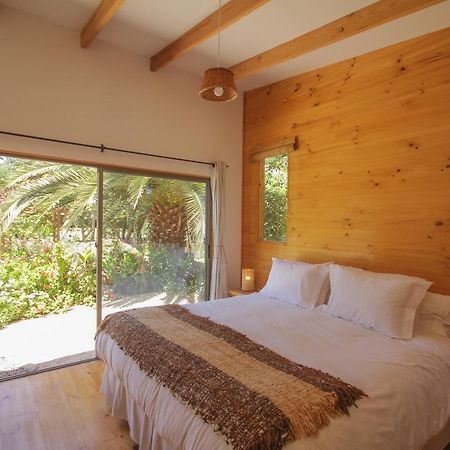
96;294;450;450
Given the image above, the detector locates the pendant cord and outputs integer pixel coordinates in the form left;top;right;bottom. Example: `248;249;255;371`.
217;0;222;67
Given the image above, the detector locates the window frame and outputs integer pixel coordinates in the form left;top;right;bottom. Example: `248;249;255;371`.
258;152;289;244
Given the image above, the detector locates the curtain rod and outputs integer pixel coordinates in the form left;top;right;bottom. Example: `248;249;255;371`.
0;130;216;167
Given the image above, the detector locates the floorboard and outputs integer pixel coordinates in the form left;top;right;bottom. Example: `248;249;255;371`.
0;360;135;450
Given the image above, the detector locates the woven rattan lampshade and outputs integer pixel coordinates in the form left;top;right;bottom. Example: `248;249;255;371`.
199;67;238;102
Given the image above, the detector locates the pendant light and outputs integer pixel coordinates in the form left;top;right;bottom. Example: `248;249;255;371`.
199;0;238;102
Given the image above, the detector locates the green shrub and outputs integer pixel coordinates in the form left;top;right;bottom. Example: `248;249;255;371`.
0;242;96;329
103;243;205;299
0;239;205;328
145;245;204;296
0;239;205;329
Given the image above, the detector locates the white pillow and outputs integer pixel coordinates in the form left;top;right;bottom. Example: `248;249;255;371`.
326;265;432;339
416;315;450;337
416;292;450;337
260;258;330;309
419;292;450;319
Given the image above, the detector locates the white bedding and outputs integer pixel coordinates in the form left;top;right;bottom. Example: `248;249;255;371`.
96;294;450;450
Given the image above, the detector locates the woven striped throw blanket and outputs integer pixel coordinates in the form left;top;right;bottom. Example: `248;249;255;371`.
96;305;365;450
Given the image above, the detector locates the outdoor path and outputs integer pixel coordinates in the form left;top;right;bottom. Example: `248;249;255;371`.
0;292;194;376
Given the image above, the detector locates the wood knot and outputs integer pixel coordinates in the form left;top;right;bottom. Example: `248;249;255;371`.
435;221;444;227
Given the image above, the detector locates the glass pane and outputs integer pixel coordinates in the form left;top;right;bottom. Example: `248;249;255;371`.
262;153;288;242
0;156;97;380
102;172;208;316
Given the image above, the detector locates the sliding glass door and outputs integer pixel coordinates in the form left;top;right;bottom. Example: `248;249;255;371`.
0;157;97;379
101;170;209;317
0;155;210;381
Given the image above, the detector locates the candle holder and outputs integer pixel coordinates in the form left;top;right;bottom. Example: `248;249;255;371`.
241;268;255;291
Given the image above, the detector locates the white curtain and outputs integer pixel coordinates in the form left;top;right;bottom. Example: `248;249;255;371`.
209;161;228;300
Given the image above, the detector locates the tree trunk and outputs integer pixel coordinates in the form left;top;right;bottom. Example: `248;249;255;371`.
52;209;63;242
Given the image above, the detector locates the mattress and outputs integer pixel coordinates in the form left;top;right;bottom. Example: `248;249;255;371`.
96;294;450;450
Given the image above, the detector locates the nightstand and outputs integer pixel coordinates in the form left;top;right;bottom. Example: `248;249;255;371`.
228;288;258;297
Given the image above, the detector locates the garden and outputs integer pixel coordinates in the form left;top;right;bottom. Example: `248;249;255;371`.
0;157;206;329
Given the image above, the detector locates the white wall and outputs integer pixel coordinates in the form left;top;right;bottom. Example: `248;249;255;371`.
0;6;243;290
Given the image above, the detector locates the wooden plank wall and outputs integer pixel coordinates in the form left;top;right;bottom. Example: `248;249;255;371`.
242;27;450;294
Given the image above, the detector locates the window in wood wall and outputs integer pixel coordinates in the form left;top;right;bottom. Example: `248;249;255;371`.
260;153;288;242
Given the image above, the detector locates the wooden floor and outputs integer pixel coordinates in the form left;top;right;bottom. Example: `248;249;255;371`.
0;360;136;450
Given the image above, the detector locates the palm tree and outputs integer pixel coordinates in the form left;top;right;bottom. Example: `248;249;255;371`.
0;158;206;249
0;160;97;240
147;180;205;249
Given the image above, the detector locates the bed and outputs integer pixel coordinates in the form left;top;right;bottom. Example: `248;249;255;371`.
95;293;450;450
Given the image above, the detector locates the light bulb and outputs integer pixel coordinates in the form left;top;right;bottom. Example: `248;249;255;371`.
214;86;224;97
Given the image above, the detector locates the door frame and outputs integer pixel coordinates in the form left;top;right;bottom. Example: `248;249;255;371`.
0;152;213;329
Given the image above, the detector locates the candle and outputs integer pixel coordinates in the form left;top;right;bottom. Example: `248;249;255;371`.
241;268;255;291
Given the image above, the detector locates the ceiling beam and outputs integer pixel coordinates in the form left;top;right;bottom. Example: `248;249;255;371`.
229;0;446;79
150;0;270;72
81;0;126;49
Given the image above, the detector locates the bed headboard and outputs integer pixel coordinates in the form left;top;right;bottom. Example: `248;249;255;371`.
242;28;450;295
